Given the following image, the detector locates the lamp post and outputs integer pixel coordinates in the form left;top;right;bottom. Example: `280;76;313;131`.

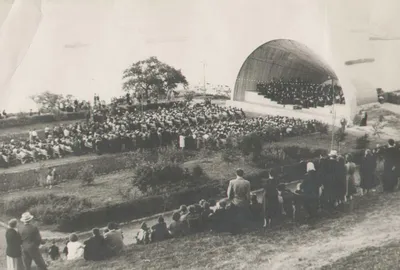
329;76;336;151
201;61;207;100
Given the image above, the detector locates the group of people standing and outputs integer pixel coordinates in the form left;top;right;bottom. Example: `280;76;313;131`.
223;138;399;230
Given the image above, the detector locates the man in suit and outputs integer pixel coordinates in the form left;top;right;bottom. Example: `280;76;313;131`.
227;168;251;207
227;169;251;233
18;212;47;270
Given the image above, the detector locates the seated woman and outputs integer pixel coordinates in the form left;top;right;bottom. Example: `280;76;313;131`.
104;222;124;255
66;234;85;260
168;212;188;238
84;228;110;261
136;222;151;244
151;216;171;242
249;194;263;223
185;205;204;233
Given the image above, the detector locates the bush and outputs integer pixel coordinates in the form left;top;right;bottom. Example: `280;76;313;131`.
78;165;95;185
132;162;186;194
355;134;370;149
57;184;222;232
221;147;241;163
2;193;92;226
238;132;263;160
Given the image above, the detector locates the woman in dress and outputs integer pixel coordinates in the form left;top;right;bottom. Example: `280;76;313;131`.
360;149;377;195
262;170;280;228
5;219;25;270
345;154;357;201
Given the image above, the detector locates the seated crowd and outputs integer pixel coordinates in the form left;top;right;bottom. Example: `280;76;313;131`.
5;139;399;269
256;78;345;108
0;102;325;168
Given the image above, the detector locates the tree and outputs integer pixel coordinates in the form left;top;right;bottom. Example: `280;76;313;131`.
122;57;188;100
183;91;195;103
30;91;64;112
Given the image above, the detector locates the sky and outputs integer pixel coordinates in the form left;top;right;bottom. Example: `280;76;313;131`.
0;0;400;112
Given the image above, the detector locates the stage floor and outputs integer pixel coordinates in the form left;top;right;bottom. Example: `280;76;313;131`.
225;100;349;126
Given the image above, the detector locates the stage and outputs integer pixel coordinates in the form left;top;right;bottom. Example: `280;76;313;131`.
226;92;349;126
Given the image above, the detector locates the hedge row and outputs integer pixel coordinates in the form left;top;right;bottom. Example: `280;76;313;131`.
57;183;223;232
57;160;325;232
0;111;87;129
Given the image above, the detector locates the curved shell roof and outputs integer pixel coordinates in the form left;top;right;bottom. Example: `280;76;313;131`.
233;39;337;101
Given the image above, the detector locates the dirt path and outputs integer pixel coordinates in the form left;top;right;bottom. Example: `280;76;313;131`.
261;191;400;270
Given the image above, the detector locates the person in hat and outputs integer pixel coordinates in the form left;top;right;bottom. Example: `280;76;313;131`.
18;212;47;270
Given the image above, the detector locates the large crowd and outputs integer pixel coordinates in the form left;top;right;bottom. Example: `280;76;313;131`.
0;102;326;168
256;78;345;108
4;139;400;269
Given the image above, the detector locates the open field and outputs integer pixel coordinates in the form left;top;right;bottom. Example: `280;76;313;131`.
48;187;400;270
0;118;85;141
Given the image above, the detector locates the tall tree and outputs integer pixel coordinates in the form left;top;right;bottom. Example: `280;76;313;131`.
122;56;188;100
30;91;64;111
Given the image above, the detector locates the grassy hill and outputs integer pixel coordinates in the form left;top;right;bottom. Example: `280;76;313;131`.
50;189;400;270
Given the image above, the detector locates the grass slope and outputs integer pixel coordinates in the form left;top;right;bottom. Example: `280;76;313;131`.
52;188;400;270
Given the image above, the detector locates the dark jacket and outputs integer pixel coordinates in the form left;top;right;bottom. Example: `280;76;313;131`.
151;222;171;242
18;223;42;250
5;228;22;258
84;235;109;261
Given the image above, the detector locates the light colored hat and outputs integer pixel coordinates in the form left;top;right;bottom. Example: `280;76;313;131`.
328;150;338;157
20;212;34;223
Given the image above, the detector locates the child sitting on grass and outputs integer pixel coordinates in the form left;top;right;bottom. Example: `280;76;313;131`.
48;240;60;261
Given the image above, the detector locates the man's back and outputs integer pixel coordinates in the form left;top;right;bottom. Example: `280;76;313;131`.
104;230;124;253
19;223;41;249
228;178;251;206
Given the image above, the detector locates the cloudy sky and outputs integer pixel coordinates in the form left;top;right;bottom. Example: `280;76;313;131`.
0;0;399;112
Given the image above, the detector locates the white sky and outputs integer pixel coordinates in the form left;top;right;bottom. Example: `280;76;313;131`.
0;0;400;112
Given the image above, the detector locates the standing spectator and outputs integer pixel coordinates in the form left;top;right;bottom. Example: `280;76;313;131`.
66;234;84;260
3;109;7;118
360;149;377;195
45;168;56;189
18;212;47;270
227;169;251;207
382;139;400;192
104;222;124;255
262;171;280;229
300;162;320;218
5;219;25;270
84;228;109;261
227;168;251;232
345;154;357;201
